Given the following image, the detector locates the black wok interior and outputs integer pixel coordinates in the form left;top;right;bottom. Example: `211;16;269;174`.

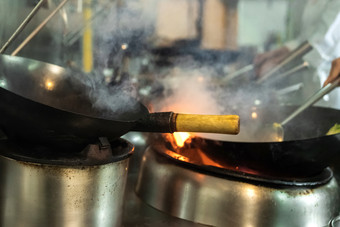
199;104;340;142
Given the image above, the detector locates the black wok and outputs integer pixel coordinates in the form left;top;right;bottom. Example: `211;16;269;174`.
0;55;239;150
170;105;340;177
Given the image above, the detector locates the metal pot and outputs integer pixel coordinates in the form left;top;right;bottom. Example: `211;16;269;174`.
0;138;133;227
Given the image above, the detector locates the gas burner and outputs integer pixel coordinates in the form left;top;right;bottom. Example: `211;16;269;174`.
136;144;340;227
0;137;133;166
154;142;333;187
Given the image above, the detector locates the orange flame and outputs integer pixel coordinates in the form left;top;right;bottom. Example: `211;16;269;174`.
173;132;191;147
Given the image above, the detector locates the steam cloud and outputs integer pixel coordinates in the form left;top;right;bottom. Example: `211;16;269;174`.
64;0;277;130
92;0;154;69
153;64;223;115
150;56;279;141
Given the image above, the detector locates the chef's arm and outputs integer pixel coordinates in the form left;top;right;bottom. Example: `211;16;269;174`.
253;31;307;79
253;46;290;78
255;1;340;79
323;58;340;87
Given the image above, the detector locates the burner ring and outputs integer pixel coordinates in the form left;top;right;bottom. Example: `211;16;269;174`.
136;146;340;227
154;143;333;187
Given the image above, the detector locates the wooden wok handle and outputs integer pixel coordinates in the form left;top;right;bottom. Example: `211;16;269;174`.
174;113;240;135
132;112;240;135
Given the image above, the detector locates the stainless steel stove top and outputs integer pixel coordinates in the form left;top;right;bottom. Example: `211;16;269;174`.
123;173;209;227
126;142;340;227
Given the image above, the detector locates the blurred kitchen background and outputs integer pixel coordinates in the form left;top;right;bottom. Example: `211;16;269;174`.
0;0;327;113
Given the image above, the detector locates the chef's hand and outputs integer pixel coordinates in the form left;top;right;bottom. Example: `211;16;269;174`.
253;46;290;79
323;57;340;87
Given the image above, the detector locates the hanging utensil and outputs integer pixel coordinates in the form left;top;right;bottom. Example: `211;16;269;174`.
224;64;254;82
273;61;309;81
224;41;312;84
11;0;69;56
0;0;46;54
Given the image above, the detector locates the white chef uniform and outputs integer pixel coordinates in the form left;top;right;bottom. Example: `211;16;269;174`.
286;0;340;108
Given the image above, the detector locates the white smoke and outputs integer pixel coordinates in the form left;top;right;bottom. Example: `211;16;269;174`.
153;64;223;115
63;0;157;119
91;0;155;69
65;69;142;120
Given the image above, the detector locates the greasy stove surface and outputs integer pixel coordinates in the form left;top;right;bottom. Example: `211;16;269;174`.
122;173;210;227
132;146;340;227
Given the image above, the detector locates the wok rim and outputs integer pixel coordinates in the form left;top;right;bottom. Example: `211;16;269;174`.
153;141;334;187
0;54;149;123
198;105;340;144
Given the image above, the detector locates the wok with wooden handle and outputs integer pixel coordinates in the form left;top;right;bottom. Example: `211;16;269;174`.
0;55;239;151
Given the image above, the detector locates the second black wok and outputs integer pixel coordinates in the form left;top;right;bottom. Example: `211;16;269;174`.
165;105;340;177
